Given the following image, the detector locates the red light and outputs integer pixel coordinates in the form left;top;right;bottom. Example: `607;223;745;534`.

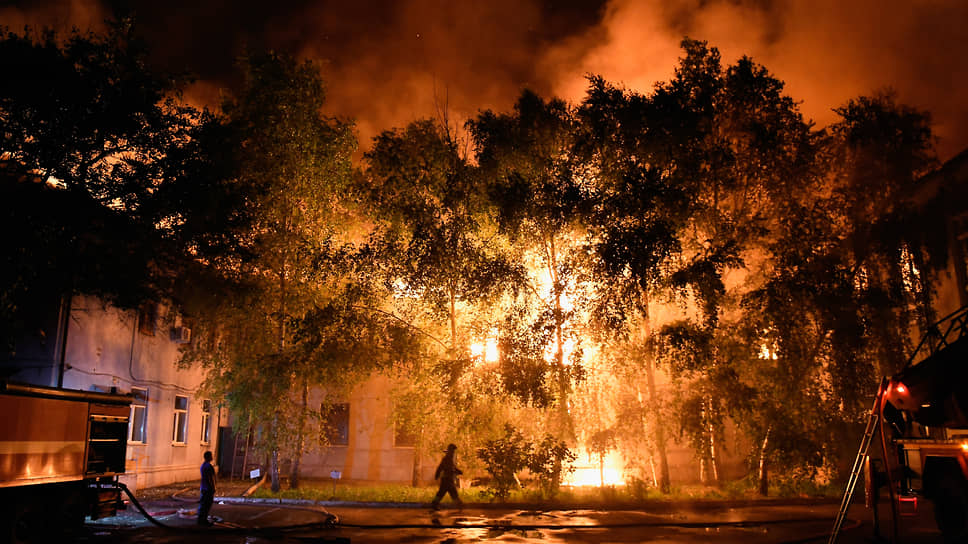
898;496;918;516
896;383;907;394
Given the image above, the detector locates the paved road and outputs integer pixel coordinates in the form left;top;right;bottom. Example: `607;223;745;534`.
74;498;946;543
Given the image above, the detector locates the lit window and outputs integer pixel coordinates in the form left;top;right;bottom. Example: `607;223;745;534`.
200;400;212;445
129;388;148;443
322;403;349;446
172;395;189;444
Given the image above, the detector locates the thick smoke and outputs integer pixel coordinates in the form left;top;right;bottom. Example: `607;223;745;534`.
541;0;968;160
2;0;966;159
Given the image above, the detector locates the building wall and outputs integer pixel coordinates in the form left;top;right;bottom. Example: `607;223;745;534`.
57;295;220;493
284;371;748;487
297;375;421;484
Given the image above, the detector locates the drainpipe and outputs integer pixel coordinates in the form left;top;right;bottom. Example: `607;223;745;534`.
56;293;72;388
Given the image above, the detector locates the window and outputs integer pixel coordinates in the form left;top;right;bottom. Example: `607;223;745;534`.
393;406;416;447
129;388;148;443
322;403;349;446
200;400;212;444
138;303;158;336
172;395;189;444
394;422;416;447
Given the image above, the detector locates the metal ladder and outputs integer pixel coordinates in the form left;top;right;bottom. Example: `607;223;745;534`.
828;304;968;543
827;378;887;544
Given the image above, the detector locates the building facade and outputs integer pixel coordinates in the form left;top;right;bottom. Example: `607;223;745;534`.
3;293;222;493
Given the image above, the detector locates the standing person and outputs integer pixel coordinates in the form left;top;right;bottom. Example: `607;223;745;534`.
431;443;463;510
198;450;216;526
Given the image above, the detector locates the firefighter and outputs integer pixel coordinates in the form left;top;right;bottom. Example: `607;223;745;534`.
198;451;216;526
431;443;463;510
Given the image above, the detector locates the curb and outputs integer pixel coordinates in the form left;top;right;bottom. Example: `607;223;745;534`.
200;495;841;511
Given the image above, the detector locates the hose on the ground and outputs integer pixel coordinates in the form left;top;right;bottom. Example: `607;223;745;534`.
116;482;339;534
115;483;864;543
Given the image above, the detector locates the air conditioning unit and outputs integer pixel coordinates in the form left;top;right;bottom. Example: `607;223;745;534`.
171;326;192;344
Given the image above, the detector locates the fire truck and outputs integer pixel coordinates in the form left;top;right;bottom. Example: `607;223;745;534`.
830;305;968;543
0;381;131;541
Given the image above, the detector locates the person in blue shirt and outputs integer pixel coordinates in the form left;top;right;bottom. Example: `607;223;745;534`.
198;451;216;526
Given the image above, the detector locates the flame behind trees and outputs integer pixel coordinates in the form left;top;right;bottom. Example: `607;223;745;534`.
2;20;946;494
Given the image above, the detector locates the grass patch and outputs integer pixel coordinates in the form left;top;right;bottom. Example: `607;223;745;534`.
247;478;841;504
250;483;438;503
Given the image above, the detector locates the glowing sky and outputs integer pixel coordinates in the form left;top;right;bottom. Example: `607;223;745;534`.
3;0;966;160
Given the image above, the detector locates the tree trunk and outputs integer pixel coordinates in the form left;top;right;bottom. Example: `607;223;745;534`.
449;288;457;353
645;350;671;492
411;444;422;487
706;398;721;485
271;447;281;492
547;234;574;442
290;380;308;489
271;252;288;493
598;452;605;487
270;412;281;492
758;426;772;496
640;300;671;493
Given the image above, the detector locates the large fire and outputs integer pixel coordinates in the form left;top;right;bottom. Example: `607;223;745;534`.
563;451;625;487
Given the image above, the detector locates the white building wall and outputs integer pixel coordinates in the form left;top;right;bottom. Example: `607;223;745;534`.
59;295;219;493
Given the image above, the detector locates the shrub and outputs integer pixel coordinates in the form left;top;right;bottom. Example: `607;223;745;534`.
477;424;577;500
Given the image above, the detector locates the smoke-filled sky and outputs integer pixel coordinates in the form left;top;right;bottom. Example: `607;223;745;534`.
2;0;967;161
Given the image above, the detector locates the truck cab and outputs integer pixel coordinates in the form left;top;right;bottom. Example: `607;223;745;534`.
878;308;968;541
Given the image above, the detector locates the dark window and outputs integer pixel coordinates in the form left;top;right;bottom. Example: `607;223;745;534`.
393;407;416;447
394;422;416;447
322;403;349;446
138;303;158;336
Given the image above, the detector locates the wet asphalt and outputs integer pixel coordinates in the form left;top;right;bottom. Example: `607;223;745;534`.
74;495;946;543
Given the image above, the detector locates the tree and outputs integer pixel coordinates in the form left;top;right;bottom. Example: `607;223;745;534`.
575;75;687;492
740;90;939;489
0;21;196;212
183;51;356;492
363;118;520;353
362;117;523;483
470;90;591;443
0;20;206;352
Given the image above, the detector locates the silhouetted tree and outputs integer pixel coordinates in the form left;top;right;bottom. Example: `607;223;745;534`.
470;90;591;442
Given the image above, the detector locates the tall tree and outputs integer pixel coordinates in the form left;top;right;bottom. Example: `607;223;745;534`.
363;118;519;355
183;51;356;491
0;21;195;212
470;90;590;443
362;118;522;480
576;76;687;493
0;20;205;351
742;91;939;487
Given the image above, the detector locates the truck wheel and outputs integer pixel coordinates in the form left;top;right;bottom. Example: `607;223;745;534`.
933;470;968;543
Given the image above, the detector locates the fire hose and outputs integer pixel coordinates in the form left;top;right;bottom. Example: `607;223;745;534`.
116;482;340;534
114;482;860;543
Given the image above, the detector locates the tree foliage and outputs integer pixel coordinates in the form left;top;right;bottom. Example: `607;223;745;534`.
3;21;949;494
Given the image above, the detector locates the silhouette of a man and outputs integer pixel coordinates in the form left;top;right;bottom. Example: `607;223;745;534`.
198;450;216;526
431;443;463;509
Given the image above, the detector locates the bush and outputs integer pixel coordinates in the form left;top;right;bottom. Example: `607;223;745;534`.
477;424;576;500
476;424;530;500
